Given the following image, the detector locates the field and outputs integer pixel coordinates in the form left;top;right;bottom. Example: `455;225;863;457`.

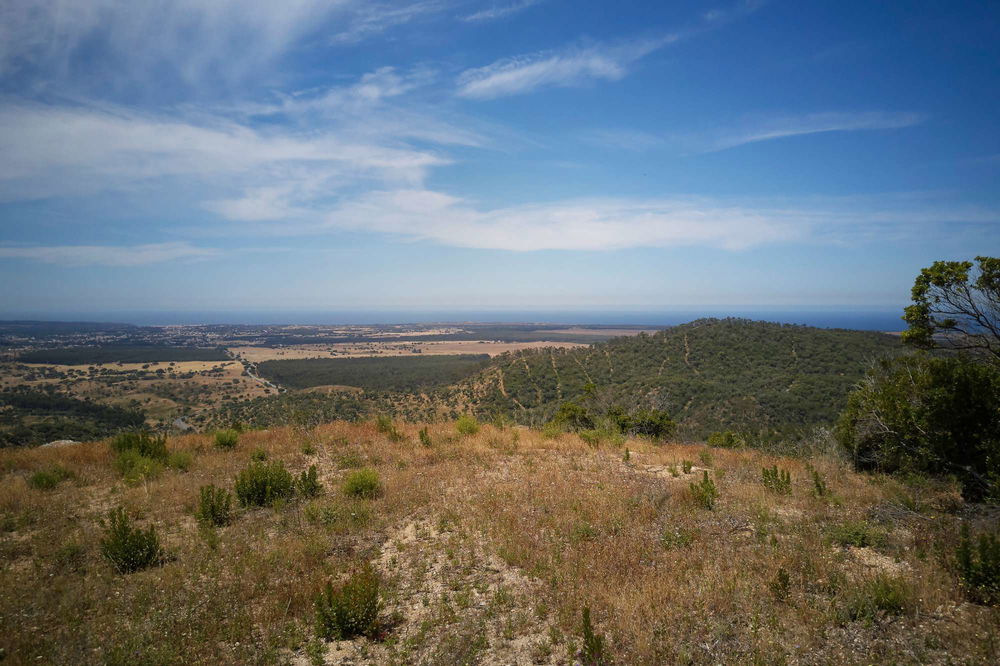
256;355;492;392
229;340;588;363
16;346;229;364
1;421;997;664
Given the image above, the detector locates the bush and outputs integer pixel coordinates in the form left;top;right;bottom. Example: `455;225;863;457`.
762;465;792;494
343;468;381;499
418;427;432;447
28;465;72;490
828;520;888;549
836;355;1000;501
315;568;382;640
214;429;239;449
196;484;233;526
297;464;323;498
769;567;791;601
251;448;268;461
807;464;829;497
690;471;718;510
166;451;193;472
110;429;168;460
234;460;294;507
579;607;608;665
455;414;480;436
614;408;675;440
956;523;1000;605
113;449;164;484
100;507;163;573
707;430;746;448
838;574;912;624
552;401;594;432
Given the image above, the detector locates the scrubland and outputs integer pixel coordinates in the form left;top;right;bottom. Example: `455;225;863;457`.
1;421;997;664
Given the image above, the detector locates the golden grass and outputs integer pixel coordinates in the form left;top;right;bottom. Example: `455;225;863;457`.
1;422;997;664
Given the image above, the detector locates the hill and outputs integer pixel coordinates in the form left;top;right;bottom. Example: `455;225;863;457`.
457;318;903;437
1;421;994;663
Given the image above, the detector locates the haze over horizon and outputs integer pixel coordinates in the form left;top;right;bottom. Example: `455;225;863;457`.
1;1;997;314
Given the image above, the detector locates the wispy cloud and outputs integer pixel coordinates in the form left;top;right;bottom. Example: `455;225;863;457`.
463;0;545;22
456;37;673;99
580;128;666;152
328;1;450;45
0;242;217;266
702;111;926;152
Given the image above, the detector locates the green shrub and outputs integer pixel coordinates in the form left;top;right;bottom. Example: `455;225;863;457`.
214;429;239;449
251;448;268;461
166;451;193;472
343;468;381;499
113;449;164;484
699;450;714;467
807;464;829;497
337;451;364;469
28;465;72;490
196;484;233;526
681;460;693;474
315;568;382;640
707;430;746;448
234;460;294;507
955;523;1000;605
455;414;480;436
836;355;1000;501
111;429;168;460
302;441;317;455
690;471;718;510
100;507;163;574
622;448;630;463
828;520;888;549
419;427;433;447
579;429;601;447
541;421;563;439
579;607;608;666
297;465;323;498
838;574;912;623
552;401;594;432
762;465;792;494
660;526;695;549
769;567;791;601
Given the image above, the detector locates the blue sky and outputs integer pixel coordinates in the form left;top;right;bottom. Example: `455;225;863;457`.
0;0;997;315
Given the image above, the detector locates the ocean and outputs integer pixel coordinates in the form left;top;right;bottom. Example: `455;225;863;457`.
2;307;908;331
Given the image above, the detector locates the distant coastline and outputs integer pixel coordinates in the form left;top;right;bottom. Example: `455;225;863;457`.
0;307;906;331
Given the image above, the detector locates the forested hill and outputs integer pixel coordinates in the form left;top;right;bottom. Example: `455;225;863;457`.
461;318;904;438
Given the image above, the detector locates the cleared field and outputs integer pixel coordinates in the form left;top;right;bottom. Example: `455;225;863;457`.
16;346;228;364
230;340;587;362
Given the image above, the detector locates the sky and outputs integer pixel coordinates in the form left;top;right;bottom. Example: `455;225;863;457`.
0;0;998;317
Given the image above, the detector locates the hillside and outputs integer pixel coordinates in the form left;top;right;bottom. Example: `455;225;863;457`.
458;318;903;437
1;421;995;664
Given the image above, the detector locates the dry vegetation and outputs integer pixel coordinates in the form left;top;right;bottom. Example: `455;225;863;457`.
230;340;588;363
1;422;998;664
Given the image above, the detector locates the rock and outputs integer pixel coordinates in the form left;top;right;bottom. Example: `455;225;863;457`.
41;439;80;448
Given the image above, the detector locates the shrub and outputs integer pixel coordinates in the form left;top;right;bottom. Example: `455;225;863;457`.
955;523;1000;605
828;520;888;549
579;607;608;666
769;567;791;601
337;451;364;469
836;354;1000;501
690;471;718;510
374;414;406;442
251;448;268;461
166;451;193;472
762;465;792;494
297;464;323;498
315;568;382;640
214;429;239;449
699;450;714;467
807;464;829;497
660;527;695;549
343;468;381;499
419;427;433;447
28;465;72;490
100;507;163;574
552;401;594;432
616;408;675;440
681;460;693;474
113;449;164;484
234;460;294;507
838;574;912;624
455;414;480;436
622;448;630;463
196;484;233;527
707;430;746;448
302;442;316;455
111;429;168;460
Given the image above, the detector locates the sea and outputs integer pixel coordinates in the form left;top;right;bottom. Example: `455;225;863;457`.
3;307;908;331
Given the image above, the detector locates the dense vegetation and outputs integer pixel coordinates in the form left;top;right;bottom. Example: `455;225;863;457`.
17;346;229;364
257;354;490;392
0;388;145;447
460;318;904;438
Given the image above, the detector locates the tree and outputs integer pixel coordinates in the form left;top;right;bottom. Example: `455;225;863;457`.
902;256;1000;362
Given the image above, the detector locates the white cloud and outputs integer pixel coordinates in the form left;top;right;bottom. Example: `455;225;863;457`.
456;38;672;99
328;1;449;45
703;111;926;152
0;242;216;266
463;0;544;22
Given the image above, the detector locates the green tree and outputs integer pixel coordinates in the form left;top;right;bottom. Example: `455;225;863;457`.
902;256;1000;362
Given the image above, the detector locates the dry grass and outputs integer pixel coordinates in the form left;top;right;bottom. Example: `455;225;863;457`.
1;422;998;664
